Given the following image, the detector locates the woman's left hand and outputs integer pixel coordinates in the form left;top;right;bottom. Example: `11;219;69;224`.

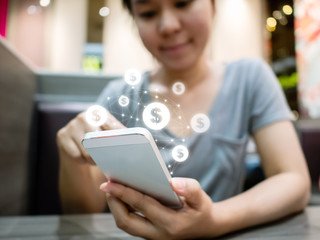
100;178;221;240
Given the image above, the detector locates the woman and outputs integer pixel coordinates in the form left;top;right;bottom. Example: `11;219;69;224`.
57;0;310;239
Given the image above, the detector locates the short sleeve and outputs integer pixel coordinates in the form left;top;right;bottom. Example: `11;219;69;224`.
248;59;294;134
96;77;125;107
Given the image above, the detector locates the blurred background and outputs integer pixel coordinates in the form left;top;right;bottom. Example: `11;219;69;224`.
2;0;318;117
0;0;319;216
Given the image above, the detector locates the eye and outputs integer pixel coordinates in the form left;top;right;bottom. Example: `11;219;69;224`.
139;11;157;19
175;0;193;8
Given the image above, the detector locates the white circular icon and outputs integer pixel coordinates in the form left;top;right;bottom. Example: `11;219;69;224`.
118;95;130;107
124;69;141;86
172;145;189;162
190;113;210;133
172;82;186;95
85;105;108;127
143;102;170;130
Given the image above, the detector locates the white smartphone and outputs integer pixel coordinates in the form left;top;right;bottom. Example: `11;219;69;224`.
82;127;183;209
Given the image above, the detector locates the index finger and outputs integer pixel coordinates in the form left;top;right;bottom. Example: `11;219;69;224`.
101;181;176;224
100;110;126;130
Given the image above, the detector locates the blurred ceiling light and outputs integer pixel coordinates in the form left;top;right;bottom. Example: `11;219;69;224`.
283;5;293;15
279;17;288;26
27;5;37;15
99;7;110;17
40;0;51;7
266;24;276;32
266;17;277;28
272;10;283;20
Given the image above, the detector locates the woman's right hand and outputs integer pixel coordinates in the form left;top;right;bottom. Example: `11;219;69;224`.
57;106;126;213
57;107;125;165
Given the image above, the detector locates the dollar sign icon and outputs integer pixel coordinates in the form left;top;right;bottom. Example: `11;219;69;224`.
177;148;184;159
121;98;127;105
118;95;129;107
130;75;136;83
172;145;189;162
191;113;210;133
124;69;141;86
143;102;170;130
197;117;204;129
92;109;101;122
172;82;185;95
151;107;162;124
85;105;108;127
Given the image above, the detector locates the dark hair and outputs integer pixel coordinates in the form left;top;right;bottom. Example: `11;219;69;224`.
122;0;132;14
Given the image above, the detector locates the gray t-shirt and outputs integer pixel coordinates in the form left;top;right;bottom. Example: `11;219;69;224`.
97;58;293;201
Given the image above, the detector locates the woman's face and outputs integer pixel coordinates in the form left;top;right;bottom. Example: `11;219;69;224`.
131;0;214;72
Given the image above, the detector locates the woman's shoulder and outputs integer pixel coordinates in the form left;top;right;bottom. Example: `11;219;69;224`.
224;57;274;87
226;57;269;74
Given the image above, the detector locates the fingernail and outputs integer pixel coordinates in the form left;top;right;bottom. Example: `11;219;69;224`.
100;182;109;192
172;178;186;192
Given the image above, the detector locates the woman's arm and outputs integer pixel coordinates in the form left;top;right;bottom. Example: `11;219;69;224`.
57;110;125;214
58;148;107;214
210;120;311;235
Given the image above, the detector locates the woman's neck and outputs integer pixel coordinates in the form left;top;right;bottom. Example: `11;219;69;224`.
151;54;210;90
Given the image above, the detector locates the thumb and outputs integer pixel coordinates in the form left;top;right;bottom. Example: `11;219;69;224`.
171;177;203;209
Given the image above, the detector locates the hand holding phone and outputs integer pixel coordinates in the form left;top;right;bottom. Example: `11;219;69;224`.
82;127;183;209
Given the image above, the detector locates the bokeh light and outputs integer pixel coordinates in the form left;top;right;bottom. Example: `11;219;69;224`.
272;10;283;20
99;7;110;17
282;5;293;15
39;0;50;7
266;17;277;28
27;5;37;15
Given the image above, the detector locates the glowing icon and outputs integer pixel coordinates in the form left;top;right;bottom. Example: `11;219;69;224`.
172;82;185;95
172;145;189;162
124;69;141;86
143;102;170;130
190;113;210;133
99;7;110;17
118;95;130;107
85;105;108;127
40;0;51;7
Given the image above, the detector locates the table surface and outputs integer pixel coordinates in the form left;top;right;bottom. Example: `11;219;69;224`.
0;206;320;240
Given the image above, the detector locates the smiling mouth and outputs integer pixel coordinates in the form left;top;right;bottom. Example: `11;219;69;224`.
160;40;191;54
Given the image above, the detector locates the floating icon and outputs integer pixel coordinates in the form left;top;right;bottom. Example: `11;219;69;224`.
85;105;108;127
143;102;170;130
118;95;130;107
190;113;210;133
124;69;141;86
172;145;189;162
172;82;185;95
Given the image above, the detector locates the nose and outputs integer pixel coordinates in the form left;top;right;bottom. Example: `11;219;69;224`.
158;9;181;36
